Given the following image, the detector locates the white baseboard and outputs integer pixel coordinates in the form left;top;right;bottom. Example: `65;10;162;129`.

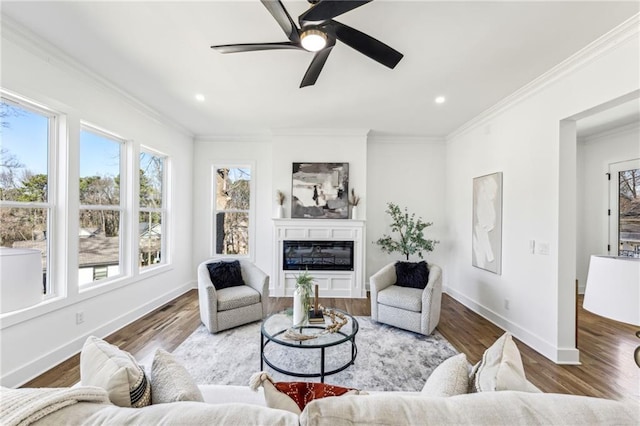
444;286;580;364
2;282;193;388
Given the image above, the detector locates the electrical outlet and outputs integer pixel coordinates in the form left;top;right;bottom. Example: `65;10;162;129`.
537;242;550;255
76;312;84;325
504;299;510;310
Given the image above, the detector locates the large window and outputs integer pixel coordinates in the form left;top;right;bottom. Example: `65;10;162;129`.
79;127;123;286
0;96;55;295
139;150;166;269
214;166;252;256
611;160;640;258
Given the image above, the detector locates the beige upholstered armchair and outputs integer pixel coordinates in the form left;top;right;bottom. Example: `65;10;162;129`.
197;259;269;333
370;262;442;336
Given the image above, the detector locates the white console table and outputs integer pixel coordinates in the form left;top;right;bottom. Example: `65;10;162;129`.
272;219;366;298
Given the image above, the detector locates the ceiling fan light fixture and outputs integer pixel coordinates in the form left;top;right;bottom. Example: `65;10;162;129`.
300;28;327;52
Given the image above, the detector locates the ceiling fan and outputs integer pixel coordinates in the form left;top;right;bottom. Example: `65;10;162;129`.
211;0;403;88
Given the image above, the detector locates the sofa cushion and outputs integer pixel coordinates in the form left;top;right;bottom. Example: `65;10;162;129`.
421;353;469;397
150;349;204;404
35;401;299;426
471;332;532;393
206;260;245;290
249;372;361;415
378;285;423;312
217;285;260;311
395;261;429;289
80;336;151;408
299;391;640;426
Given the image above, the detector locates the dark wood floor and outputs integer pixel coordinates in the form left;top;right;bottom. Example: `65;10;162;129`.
24;290;639;403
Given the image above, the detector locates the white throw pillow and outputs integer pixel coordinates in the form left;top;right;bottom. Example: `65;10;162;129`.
150;349;204;404
471;332;531;392
80;336;151;408
421;353;469;397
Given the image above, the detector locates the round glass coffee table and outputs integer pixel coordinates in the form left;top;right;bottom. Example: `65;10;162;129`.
260;309;359;383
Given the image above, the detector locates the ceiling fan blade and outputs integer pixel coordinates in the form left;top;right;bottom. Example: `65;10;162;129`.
331;20;403;69
211;42;301;54
260;0;300;43
300;0;372;23
300;41;335;88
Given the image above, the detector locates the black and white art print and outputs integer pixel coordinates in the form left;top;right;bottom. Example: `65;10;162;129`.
291;162;349;219
472;172;503;274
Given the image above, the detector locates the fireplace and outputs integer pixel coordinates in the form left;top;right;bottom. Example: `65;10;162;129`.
283;240;354;271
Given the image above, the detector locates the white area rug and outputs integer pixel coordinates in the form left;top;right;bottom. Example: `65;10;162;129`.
172;317;458;391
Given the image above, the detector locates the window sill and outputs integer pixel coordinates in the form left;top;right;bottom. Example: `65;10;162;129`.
0;263;174;329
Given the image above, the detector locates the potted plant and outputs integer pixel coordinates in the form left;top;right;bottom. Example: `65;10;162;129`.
293;270;314;326
375;202;439;261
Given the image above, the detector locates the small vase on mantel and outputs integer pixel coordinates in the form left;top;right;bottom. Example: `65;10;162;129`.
275;205;284;219
351;206;358;220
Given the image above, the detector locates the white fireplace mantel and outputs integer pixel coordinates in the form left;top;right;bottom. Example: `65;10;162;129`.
272;219;366;298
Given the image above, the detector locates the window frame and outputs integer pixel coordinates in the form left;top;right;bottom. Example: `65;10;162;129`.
138;147;168;272
0;93;58;298
78;123;127;288
210;162;256;261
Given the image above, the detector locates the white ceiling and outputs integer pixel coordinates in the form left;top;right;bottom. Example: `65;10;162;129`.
2;1;639;137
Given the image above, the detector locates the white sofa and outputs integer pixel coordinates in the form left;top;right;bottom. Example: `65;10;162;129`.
17;384;639;425
4;332;637;425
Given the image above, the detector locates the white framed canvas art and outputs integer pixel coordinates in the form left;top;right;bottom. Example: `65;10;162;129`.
472;172;503;274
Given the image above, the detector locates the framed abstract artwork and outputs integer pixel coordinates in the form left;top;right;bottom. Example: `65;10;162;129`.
472;172;503;274
291;162;349;219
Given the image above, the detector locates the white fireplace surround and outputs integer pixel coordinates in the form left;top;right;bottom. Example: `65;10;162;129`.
272;219;366;298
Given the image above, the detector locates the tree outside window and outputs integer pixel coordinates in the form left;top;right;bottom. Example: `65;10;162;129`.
139;151;165;269
0;97;53;295
619;168;640;258
214;167;251;256
78;127;123;285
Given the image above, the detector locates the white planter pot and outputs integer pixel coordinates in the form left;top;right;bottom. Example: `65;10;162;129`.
351;206;358;220
275;205;284;219
292;287;306;327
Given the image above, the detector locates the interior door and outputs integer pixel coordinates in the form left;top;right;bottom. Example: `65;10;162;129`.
609;159;640;257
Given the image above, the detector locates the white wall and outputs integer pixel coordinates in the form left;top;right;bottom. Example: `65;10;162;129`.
1;22;194;386
191;131;450;294
192;130;369;288
444;22;639;363
192;137;273;273
366;137;447;280
576;123;640;292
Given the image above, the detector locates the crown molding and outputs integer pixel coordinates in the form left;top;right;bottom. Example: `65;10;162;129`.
367;134;445;144
195;133;271;143
1;15;194;139
580;120;640;143
270;128;370;138
447;13;640;142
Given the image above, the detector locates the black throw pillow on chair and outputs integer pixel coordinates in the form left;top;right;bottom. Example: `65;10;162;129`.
206;260;246;290
395;261;430;289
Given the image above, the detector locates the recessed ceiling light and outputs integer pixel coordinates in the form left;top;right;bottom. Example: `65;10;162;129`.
435;96;446;104
195;94;205;102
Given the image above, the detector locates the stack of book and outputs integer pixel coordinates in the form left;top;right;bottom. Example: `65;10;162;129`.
308;309;325;324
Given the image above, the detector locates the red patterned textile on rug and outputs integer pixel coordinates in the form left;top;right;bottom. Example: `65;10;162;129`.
274;382;354;411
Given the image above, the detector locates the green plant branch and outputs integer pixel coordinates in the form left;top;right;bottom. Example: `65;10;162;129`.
375;202;439;260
